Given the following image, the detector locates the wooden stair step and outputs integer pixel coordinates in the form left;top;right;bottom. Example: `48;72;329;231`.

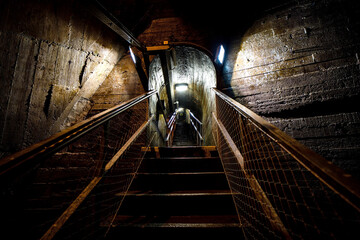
115;189;233;197
116;193;237;215
142;146;218;158
139;156;223;172
129;172;229;192
105;215;240;227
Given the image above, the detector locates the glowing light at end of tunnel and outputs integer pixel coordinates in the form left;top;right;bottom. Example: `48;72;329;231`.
217;45;225;64
129;47;136;64
175;84;188;92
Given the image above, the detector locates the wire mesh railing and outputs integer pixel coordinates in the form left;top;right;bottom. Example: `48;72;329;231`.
2;86;360;239
212;88;360;239
0;91;157;240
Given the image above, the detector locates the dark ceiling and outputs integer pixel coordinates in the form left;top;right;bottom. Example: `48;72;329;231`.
99;0;295;50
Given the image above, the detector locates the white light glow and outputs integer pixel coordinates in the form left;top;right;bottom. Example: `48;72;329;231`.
175;84;188;92
217;45;225;64
129;47;136;64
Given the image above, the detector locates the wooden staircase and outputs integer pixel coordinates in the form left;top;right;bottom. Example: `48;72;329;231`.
104;146;243;238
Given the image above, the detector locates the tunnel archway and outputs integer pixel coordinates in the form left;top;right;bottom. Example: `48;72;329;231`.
149;46;216;145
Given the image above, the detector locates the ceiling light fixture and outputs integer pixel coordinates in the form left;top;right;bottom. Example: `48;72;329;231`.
129;46;136;64
175;83;188;92
216;45;225;64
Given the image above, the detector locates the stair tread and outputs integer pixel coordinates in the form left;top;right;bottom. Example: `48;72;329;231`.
139;156;223;172
116;189;233;196
105;145;242;237
129;172;229;191
142;146;218;158
136;171;225;175
143;156;220;160
106;215;241;227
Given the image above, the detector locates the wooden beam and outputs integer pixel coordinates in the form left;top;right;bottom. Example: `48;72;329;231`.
146;45;170;52
247;174;292;240
212;113;244;168
105;115;153;171
86;0;145;51
40;177;102;240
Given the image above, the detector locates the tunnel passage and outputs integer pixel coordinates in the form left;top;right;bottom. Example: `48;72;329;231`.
148;46;216;145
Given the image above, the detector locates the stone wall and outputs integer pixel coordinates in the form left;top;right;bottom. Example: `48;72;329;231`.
222;0;360;178
0;0;125;155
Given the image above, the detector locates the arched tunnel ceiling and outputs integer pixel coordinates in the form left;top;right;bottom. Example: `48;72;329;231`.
98;0;293;51
91;0;300;146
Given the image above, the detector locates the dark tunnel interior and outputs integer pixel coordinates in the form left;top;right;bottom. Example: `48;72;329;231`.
0;0;360;239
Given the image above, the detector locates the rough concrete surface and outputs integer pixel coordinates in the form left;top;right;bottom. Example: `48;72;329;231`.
222;0;360;178
0;0;125;154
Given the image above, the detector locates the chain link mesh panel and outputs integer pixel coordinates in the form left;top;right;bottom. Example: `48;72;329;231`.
213;93;360;239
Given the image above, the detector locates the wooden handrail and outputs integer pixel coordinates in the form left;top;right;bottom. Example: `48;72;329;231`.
212;88;360;212
0;90;157;179
40;115;154;240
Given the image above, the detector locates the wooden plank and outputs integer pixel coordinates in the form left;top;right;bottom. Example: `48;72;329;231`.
247;174;292;240
141;146;160;158
40;177;102;240
212;113;244;168
146;45;170;52
104;115;153;172
40;116;153;240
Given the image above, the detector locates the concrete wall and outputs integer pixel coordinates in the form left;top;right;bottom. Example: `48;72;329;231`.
222;0;360;178
0;0;125;155
138;16;217;146
89;55;145;115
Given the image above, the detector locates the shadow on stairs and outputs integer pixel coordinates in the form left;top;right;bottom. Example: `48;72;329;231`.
103;146;244;238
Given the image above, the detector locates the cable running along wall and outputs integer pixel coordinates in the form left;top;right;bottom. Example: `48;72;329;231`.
212;88;360;239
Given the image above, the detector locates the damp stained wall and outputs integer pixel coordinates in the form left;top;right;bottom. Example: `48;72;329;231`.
0;0;125;155
89;55;146;115
222;0;360;178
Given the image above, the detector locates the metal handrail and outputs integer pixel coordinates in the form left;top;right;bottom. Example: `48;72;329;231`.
165;110;177;146
190;119;203;141
189;111;202;125
0;90;157;179
212;87;360;212
189;110;203;146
